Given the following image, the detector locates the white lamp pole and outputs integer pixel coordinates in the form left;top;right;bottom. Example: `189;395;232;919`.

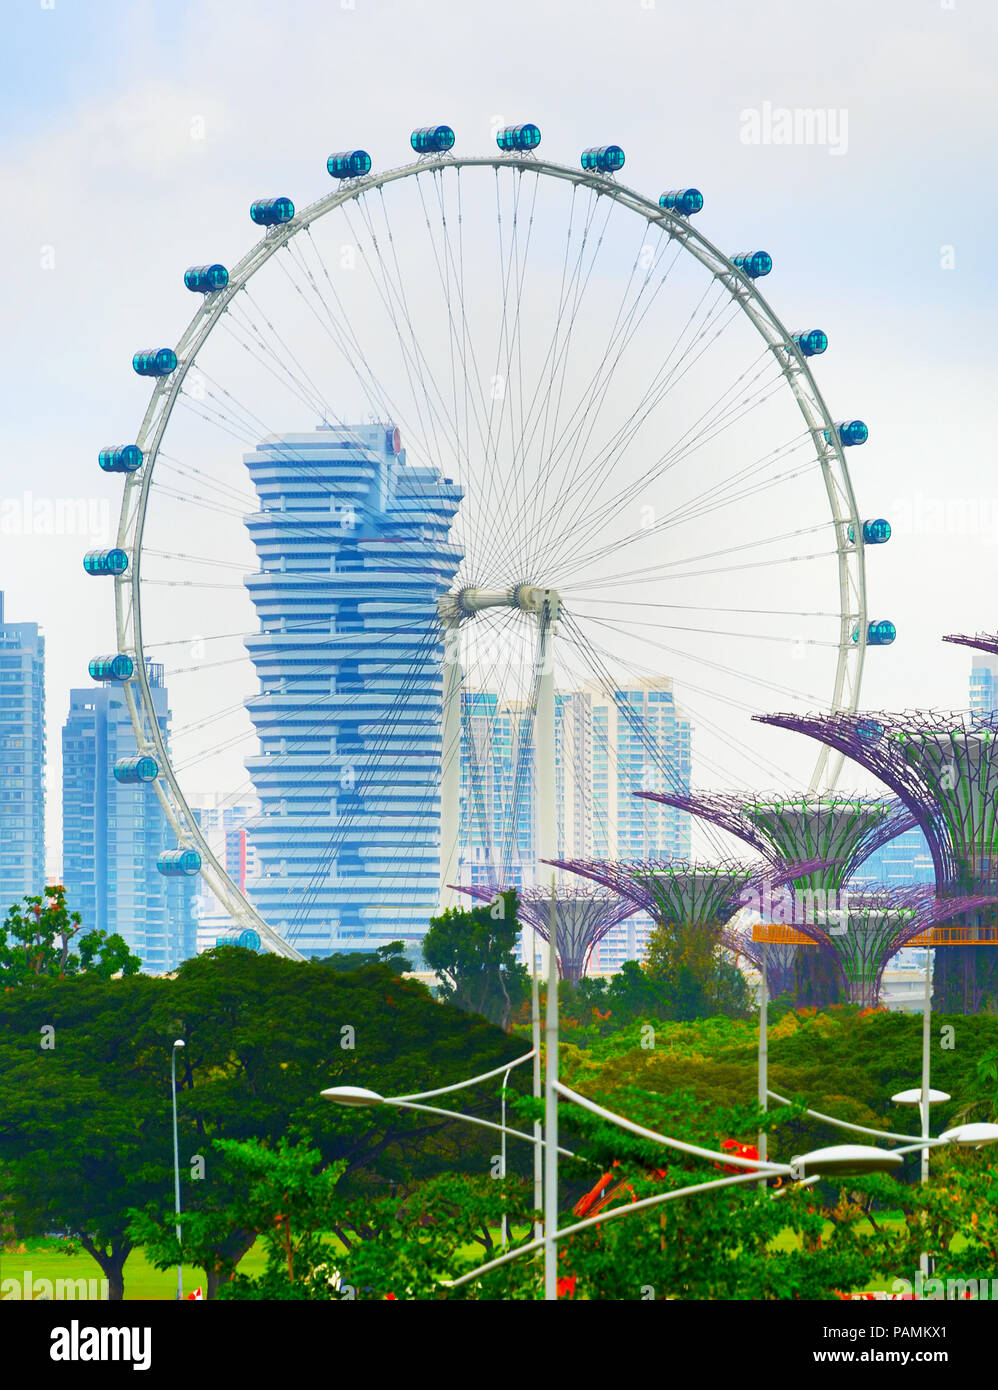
543;876;559;1302
171;1039;185;1302
758;939;768;1176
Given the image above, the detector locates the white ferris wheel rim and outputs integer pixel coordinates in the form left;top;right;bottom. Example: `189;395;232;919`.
109;150;869;960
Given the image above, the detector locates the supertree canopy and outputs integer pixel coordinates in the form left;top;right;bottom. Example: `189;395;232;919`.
755;708;998;1013
784;886;996;1008
942;632;998;657
547;857;764;931
549;855;832;997
634;790;915;891
633;790;914;1003
452;882;638;984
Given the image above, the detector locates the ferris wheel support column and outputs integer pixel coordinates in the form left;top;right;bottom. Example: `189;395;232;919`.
532;590;561;978
438;612;463;911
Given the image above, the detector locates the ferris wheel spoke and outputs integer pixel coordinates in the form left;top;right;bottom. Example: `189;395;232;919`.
535;324;777;576
574;609;839;706
344;192;461;478
517;220;682;573
282;230;428;455
490;168;546;581
562;614;804;790
519;280;741;571
563;520;836;592
549;427;815;584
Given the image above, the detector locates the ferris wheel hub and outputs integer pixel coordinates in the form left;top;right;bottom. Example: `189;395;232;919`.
437;584;561;625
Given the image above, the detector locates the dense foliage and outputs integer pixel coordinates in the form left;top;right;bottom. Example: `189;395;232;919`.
0;884;140;986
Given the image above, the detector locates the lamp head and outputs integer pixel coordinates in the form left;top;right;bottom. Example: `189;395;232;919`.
321;1086;384;1107
891;1088;949;1105
939;1122;998;1148
790;1144;904;1180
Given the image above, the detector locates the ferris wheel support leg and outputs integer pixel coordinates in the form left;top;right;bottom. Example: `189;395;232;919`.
439;615;463;911
534;595;560;978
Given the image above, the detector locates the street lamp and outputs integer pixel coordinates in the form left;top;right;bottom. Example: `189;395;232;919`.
322;1050;575;1248
321;1061;575;1155
171;1039;185;1302
441;1132;912;1293
938;1122;998;1147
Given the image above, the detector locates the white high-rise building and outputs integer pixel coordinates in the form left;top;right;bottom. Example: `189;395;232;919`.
459;675;692;970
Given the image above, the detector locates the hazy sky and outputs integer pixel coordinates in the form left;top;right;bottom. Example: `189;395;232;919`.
1;0;995;869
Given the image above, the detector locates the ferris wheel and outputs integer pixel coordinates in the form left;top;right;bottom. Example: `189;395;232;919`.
88;123;887;962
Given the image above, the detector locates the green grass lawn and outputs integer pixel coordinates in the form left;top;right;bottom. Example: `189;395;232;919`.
1;1218;969;1299
0;1237;270;1300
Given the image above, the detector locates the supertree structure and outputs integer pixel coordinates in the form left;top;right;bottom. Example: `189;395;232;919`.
755;708;998;1013
549;855;833;1002
548;857;764;932
634;790;914;890
451;882;638;985
634;791;916;1004
785;886;996;1007
942;632;998;657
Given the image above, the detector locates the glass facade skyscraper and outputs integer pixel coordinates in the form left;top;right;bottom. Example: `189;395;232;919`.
970;652;998;717
0;592;45;912
61;662;196;971
459;676;692;969
241;424;462;960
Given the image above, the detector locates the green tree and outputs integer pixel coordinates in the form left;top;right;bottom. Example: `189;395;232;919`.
422;890;528;1030
0;884;140;986
135;1136;347;1300
644;919;753;1022
0;974;170;1298
0;951;527;1296
315;940;412;974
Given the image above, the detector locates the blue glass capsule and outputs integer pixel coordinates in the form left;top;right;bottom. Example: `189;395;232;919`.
184;264;229;293
581;145;625;173
113;755;159;784
132;348;177;377
98;445;143;474
659;188;703;216
496;123;541;152
852;620;897;646
327;150;372;179
250;196;295;227
214;929;261;951
848;518;891;545
791;329;828;357
410;125;455;154
732;251;773;279
826;419;869;447
158;848;202;877
83;548;129;576
89;654;134;682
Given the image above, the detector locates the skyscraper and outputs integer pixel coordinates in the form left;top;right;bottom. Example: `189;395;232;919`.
61;662;196;971
241;424;463;959
970;651;998;716
0;592;45;912
458;675;692;969
187;793;260;952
